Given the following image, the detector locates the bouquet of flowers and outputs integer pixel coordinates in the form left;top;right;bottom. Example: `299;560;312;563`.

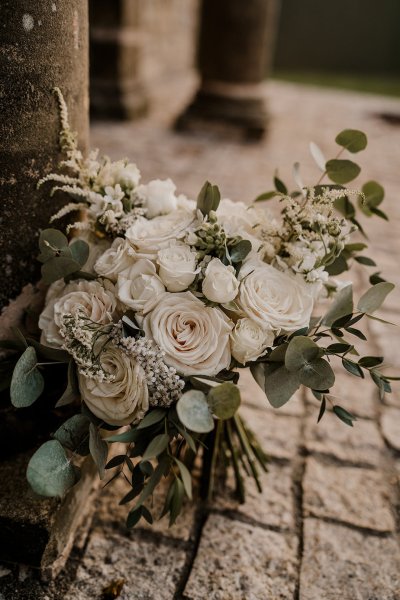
4;89;397;528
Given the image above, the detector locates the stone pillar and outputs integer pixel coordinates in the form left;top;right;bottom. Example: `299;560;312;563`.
89;0;148;120
0;0;89;314
176;0;279;139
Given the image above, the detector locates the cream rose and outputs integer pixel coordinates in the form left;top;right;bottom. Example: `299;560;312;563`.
39;280;117;348
202;258;239;304
137;178;178;219
94;237;136;282
239;264;314;333
117;258;165;313
230;318;274;364
78;346;149;426
157;242;198;292
125;209;197;258
143;291;232;376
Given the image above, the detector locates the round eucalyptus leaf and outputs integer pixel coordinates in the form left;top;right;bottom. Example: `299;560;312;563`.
299;358;335;390
335;129;367;153
362;180;384;208
177;390;214;433
41;256;81;284
27;440;77;497
54;414;90;455
69;239;90;267
285;336;321;372
326;159;361;184
10;347;44;407
208;382;241;419
39;228;69;254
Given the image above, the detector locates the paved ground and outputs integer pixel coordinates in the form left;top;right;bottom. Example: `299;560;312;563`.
2;77;400;599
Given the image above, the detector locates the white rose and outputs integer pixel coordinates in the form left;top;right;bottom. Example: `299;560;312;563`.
239;264;314;334
202;258;239;304
126;209;197;258
143;291;233;376
216;199;264;252
157;242;198;292
78;345;149;426
137;179;178;219
117;259;165;313
39;280;117;348
230;318;274;364
94;237;136;282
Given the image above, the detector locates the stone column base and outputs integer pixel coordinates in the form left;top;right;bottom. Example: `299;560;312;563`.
175;82;268;140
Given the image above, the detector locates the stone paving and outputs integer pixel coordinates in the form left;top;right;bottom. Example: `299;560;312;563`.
1;78;400;599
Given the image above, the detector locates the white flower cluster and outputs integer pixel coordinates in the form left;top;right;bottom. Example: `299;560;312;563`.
256;187;356;285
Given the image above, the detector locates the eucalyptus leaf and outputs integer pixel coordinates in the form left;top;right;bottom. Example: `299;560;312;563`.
89;424;108;479
10;347;44;407
326;159;361;184
27;440;77;497
263;362;301;408
333;405;356;427
69;239;89;267
39;228;69;260
285;336;321;372
54;414;90;455
322;284;353;327
41;256;81;284
176;390;214;433
299;358;335;390
229;239;252;263
56;360;80;407
208;382;241;419
357;282;395;314
335;129;367;153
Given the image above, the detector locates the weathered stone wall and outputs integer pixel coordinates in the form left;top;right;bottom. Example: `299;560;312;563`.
0;1;89;311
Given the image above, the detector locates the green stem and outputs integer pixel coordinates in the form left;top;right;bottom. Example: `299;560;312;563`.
233;415;262;493
225;419;245;503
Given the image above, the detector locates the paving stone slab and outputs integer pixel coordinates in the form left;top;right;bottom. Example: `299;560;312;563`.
300;518;400;600
213;461;295;531
239;405;301;462
303;456;395;532
94;473;197;542
184;514;298;600
64;529;187;600
304;412;385;467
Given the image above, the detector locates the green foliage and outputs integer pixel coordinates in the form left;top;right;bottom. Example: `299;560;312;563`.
54;414;90;455
285;336;335;390
176;390;214;433
357;282;395;314
326;159;361;184
358;181;385;217
142;434;169;460
335;129;367;153
137;408;167;429
38;228;89;284
262;362;301;408
56;360;80;407
208;382;241;419
10;347;44;408
228;239;252;264
333;405;357;427
27;440;77;497
196;181;221;216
